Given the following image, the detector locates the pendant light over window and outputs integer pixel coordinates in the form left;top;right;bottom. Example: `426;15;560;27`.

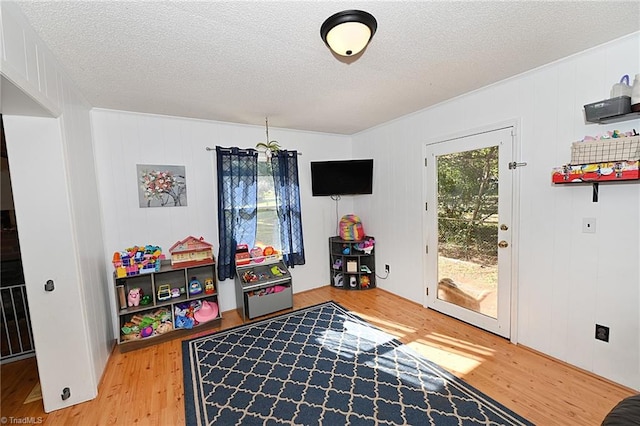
320;10;377;57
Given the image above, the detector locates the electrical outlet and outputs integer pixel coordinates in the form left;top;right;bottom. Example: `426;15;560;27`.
595;324;609;342
385;264;390;273
582;217;596;233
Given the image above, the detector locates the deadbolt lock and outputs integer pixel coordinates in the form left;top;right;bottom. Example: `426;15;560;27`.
500;224;509;231
498;240;509;248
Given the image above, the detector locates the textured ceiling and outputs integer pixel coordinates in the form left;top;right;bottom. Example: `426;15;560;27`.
13;1;640;135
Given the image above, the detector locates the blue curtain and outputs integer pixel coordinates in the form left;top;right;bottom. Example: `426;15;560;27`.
270;150;305;267
215;146;258;280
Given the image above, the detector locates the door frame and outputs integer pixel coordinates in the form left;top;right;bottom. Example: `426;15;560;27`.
421;119;522;343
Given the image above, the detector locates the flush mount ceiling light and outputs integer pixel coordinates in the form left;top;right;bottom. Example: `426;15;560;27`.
320;10;377;57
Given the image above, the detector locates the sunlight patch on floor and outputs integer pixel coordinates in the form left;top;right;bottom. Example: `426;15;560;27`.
407;340;483;375
350;312;418;337
422;333;496;357
23;382;41;404
402;331;497;376
339;309;494;377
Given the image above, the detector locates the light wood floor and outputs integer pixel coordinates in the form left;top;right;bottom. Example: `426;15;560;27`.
1;286;635;425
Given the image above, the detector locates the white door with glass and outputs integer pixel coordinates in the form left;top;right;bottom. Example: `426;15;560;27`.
424;127;515;338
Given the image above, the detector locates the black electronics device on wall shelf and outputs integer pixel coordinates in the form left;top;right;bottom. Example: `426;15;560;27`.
310;159;373;196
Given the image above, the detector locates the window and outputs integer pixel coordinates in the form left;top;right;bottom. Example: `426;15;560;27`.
256;159;281;253
215;146;304;280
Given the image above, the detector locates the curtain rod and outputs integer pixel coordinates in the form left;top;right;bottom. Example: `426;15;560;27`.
205;147;302;155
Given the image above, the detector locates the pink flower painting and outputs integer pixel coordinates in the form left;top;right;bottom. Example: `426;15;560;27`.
137;164;187;207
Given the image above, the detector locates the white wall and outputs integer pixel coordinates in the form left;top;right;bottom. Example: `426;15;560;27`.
1;2;111;411
91;109;354;334
353;33;640;390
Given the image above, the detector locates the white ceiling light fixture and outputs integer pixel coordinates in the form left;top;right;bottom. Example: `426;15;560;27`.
320;10;377;57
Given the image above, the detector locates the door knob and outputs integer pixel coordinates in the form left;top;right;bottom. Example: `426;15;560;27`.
498;240;509;248
500;224;509;231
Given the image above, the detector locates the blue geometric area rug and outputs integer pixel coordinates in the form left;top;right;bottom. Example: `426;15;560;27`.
182;301;533;426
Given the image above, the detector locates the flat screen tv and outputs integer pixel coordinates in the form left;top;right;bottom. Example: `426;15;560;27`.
310;159;373;196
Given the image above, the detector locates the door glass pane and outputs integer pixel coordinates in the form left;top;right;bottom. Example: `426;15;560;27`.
436;147;498;318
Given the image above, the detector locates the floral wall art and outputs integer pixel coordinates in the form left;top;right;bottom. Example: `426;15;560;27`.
137;164;187;207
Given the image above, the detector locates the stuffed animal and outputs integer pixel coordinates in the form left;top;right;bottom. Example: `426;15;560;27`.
156;322;173;334
355;238;375;254
128;288;141;307
140;326;154;338
121;332;141;341
360;276;371;288
174;305;195;329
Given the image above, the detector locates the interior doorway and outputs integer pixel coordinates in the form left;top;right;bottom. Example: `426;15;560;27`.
0;114;36;363
424;126;516;339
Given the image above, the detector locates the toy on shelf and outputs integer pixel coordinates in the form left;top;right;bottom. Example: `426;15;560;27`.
174;300;206;329
269;285;287;293
204;278;215;294
157;284;171;301
235;244;251;266
140;294;152;306
552;161;639;183
242;270;258;283
333;273;344;287
169;236;215;268
270;265;286;276
250;247;264;263
121;308;172;340
360;276;371;289
354;238;375;254
349;276;357;288
128;288;141;307
263;246;275;256
188;277;202;295
332;258;342;270
113;245;164;278
339;214;365;241
248;284;288;297
171;288;181;298
194;300;219;323
156;322;173;334
140;326;153;338
237;244;281;265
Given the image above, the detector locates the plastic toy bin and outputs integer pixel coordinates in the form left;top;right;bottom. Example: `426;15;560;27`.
584;96;631;122
245;285;292;319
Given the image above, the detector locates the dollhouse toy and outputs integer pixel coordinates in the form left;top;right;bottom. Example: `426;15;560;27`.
169;236;214;268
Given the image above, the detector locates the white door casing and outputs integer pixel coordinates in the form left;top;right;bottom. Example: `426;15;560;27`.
423;123;520;339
